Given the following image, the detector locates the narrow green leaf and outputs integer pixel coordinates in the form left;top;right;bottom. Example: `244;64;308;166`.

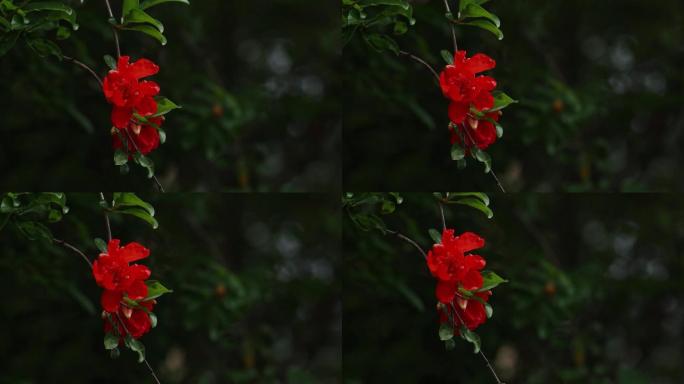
488;91;518;112
461;19;503;40
123;8;164;32
440;49;453;65
23;2;73;15
477;270;507;291
122;0;140;22
94;238;107;253
104;54;116;70
454;197;494;219
450;143;465;161
116;207;159;229
429;228;441;244
144;280;173;300
104;332;119;350
121;24;167;45
461;3;500;27
112;193;155;216
152;97;181;117
114;149;129;166
460;326;481;353
140;0;190;10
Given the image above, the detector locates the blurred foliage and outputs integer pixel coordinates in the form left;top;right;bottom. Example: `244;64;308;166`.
343;0;684;191
344;193;684;383
0;193;340;383
0;0;339;192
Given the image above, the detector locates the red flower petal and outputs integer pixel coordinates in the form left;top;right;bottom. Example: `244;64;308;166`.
120;242;150;262
448;101;468;124
454;232;485;252
126;279;148;301
464;254;486;270
139;80;160;97
111;106;133;129
136;96;158;116
462;269;483;291
101;290;123;313
129;58;159;79
435;280;458;303
466;53;496;74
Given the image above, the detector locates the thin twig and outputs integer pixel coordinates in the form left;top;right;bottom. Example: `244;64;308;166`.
99;193;112;242
462;126;506;193
115;313;162;384
53;238;93;268
104;0;121;58
450;302;504;384
123;128;166;193
399;50;440;81
385;229;427;260
443;0;458;52
62;56;103;86
438;201;446;231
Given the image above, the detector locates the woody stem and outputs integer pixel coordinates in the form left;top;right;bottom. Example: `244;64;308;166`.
123;128;166;193
53;238;92;268
385;229;427;260
103;0;121;58
62;56;103;86
99;192;112;242
443;0;458;52
399;50;440;82
115;313;162;384
450;302;504;384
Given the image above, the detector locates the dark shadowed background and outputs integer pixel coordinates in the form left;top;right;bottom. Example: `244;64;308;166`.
343;0;684;192
0;0;339;192
0;193;340;383
344;193;684;383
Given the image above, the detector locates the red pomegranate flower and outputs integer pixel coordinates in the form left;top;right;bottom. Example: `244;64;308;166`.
103;56;160;129
427;229;486;304
105;300;156;342
439;51;497;125
92;239;151;313
439;290;491;331
450;111;501;150
112;116;163;156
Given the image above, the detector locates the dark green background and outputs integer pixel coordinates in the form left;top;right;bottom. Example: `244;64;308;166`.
344;193;684;383
0;193;340;383
0;0;339;192
343;0;684;192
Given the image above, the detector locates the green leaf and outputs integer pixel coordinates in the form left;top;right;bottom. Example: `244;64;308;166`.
112;193;155;216
363;32;398;55
149;312;157;328
484;302;493;318
26;38;62;59
460;2;500;27
477;270;507;291
450;143;465;161
440;49;453;65
428;228;441;244
472;148;492;173
140;0;190;10
144;280;173;300
17;221;52;242
446;192;489;206
488;91;518;112
104;54;116;70
23;2;73;15
124;335;145;363
460;326;481;353
152;97;180;117
121;24;167;45
104;332;119;350
122;0;140;22
123;8;164;32
116;207;159;229
453;197;493;219
461;19;503;40
94;237;107;253
114;150;129;166
439;323;454;341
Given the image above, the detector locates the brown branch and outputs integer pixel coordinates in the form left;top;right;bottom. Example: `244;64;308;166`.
443;0;458;52
99;192;112;242
62;56;103;87
450;302;505;384
123;128;166;193
385;229;427;260
104;0;121;58
399;50;440;82
53;238;93;268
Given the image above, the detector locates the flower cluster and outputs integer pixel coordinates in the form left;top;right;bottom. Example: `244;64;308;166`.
103;56;163;156
426;229;491;332
439;51;500;150
92;239;155;341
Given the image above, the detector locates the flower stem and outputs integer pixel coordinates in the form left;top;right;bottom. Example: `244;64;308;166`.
104;0;121;58
461;127;506;192
115;313;162;384
123;128;166;193
385;229;427;260
399;50;440;82
99;192;112;242
438;200;446;231
443;0;458;52
450;302;504;384
53;238;93;268
62;56;103;87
